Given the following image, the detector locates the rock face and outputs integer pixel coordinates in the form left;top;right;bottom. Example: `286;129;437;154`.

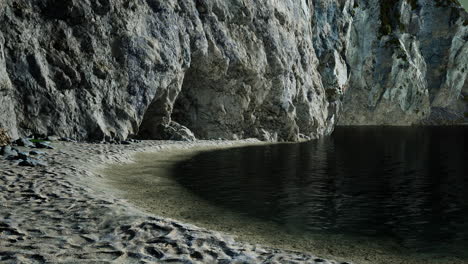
339;0;468;125
0;0;339;142
0;0;466;142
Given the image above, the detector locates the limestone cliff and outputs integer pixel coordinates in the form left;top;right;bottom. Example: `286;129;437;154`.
0;0;466;142
339;0;468;126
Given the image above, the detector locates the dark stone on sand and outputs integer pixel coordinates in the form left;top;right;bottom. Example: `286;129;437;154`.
15;138;34;147
1;145;18;158
17;152;29;160
190;251;203;260
30;151;45;155
60;137;76;142
35;142;54;149
1;145;11;155
18;158;47;167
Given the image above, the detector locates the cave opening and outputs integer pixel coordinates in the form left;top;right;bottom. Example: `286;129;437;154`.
170;69;198;136
137;67;201;141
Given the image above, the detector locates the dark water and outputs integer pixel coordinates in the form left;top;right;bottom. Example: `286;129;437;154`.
172;127;468;258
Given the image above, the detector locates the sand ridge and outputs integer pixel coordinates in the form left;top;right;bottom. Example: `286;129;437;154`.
0;140;348;264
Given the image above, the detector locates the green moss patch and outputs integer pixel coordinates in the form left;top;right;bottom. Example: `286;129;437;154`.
30;139;47;143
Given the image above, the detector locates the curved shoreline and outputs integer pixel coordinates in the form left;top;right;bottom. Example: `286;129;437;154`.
101;140;468;264
0;139;347;264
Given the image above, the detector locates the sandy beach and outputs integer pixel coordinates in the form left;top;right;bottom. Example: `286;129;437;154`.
0;139;348;264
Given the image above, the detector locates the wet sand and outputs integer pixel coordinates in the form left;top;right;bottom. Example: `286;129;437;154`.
103;142;468;264
0;139;347;264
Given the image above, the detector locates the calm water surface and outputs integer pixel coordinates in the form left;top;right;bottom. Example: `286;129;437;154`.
173;127;468;259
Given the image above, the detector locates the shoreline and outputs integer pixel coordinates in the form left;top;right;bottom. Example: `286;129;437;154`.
0;139;347;264
101;138;468;264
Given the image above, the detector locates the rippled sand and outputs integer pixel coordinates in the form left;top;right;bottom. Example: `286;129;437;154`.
1;139;349;264
104;141;468;264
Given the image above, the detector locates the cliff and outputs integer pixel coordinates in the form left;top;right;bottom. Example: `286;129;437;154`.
339;0;468;126
0;0;466;142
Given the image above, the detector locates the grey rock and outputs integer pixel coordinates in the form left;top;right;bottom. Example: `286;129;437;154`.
30;150;45;155
35;142;54;149
0;0;465;142
14;138;34;148
46;136;60;141
259;129;278;142
144;121;197;142
5;151;27;161
18;158;47;167
421;107;466;125
0;145;11;155
17;152;29;160
338;0;467;125
1;145;17;158
0;0;339;142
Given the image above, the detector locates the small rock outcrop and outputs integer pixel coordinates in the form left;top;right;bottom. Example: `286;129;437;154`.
139;121;196;142
0;0;466;142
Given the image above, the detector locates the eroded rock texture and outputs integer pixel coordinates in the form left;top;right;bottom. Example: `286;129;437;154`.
339;0;468;125
0;0;466;141
0;0;342;141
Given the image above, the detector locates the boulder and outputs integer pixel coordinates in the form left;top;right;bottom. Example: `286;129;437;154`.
158;122;197;142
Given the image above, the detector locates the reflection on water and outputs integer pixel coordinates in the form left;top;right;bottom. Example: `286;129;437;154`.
173;127;468;259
